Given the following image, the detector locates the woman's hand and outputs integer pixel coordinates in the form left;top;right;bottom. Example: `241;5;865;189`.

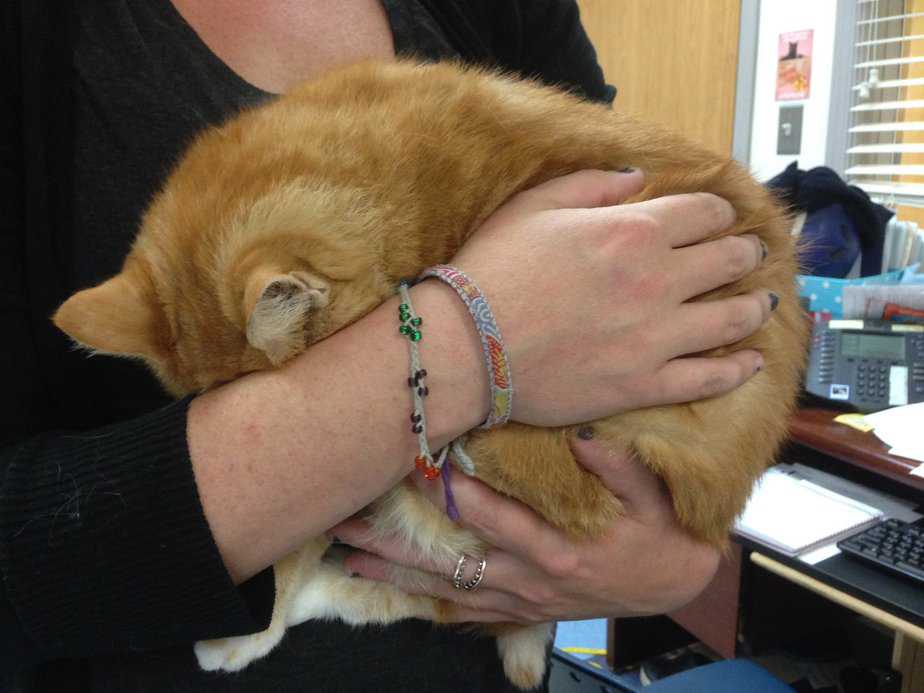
328;433;721;623
450;168;773;427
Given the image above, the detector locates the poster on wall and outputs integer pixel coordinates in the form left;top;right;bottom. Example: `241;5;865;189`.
776;29;813;101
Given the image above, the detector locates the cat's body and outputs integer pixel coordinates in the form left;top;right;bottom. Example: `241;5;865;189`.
54;60;807;689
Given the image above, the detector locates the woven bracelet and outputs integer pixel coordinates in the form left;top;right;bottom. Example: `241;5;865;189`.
418;265;513;429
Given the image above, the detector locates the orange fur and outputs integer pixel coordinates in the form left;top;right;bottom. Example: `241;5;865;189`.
53;60;809;688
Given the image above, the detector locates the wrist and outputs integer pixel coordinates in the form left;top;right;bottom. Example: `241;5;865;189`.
283;278;489;471
186;278;492;581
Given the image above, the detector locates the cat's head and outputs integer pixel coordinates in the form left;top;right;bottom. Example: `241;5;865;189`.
53;245;332;396
50;179;359;397
53;96;384;397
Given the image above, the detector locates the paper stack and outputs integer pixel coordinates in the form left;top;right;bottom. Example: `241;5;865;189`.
864;402;924;475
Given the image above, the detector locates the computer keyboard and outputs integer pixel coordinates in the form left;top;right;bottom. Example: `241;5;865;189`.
838;518;924;585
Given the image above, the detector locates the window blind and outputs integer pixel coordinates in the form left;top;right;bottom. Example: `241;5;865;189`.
848;0;924;206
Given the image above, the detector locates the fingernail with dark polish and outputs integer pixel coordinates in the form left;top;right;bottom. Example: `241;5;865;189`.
617;166;635;173
759;239;768;261
769;292;779;312
577;425;595;440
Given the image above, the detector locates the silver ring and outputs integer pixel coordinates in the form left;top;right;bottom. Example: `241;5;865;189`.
451;554;467;590
463;557;487;592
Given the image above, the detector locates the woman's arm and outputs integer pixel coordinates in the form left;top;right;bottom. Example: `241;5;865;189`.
334;434;722;622
327;173;770;622
190;278;490;584
1;168;766;670
190;168;769;585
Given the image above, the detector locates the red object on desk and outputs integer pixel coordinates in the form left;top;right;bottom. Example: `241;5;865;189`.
790;408;924;492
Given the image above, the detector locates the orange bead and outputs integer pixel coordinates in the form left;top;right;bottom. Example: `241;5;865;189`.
423;465;440;481
415;456;428;471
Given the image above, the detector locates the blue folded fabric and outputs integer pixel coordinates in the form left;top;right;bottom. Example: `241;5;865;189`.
799;271;904;318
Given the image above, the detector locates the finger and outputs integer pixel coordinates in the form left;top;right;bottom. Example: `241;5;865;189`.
411;471;575;569
332;514;542;596
669;234;765;301
658;290;774;359
635;349;764;408
329;517;448;574
344;550;533;618
625;192;736;248
507;169;646;214
568;438;666;515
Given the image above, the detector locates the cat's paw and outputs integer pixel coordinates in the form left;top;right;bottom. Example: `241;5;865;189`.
501;648;546;690
194;627;285;672
497;624;552;690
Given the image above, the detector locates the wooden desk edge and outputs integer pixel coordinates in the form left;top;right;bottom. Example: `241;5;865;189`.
790;408;924;492
750;552;924;643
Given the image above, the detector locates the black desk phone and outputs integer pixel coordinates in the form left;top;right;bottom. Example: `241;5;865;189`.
805;320;924;412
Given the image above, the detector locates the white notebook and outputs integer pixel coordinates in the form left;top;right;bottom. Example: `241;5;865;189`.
735;467;884;556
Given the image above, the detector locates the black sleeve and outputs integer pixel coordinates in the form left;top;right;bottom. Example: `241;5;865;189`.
0;3;273;675
0;404;276;673
417;0;616;104
499;0;616;105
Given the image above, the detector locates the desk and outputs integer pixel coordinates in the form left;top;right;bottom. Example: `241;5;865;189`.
760;409;923;691
791;407;924;493
608;408;924;692
749;553;924;692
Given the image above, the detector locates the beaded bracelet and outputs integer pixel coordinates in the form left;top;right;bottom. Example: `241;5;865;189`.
396;281;464;523
395;281;477;523
396;281;438;480
418;265;513;428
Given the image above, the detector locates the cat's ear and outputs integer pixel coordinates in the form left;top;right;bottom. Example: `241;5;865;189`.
244;268;330;365
53;273;163;360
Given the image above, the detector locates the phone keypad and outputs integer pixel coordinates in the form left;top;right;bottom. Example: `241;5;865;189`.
855;361;890;402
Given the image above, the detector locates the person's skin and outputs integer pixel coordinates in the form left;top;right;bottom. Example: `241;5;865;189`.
191;170;771;594
169;0;396;94
333;434;718;621
180;0;773;614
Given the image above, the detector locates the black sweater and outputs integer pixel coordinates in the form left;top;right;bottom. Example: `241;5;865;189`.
0;2;614;691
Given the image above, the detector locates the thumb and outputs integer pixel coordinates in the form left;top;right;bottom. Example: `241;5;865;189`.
507;168;645;215
569;432;667;515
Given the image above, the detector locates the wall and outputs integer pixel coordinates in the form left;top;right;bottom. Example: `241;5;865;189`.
749;0;838;182
898;0;924;226
578;0;741;155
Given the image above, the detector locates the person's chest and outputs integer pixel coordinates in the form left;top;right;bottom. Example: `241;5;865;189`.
62;0;454;423
69;0;400;293
169;0;396;94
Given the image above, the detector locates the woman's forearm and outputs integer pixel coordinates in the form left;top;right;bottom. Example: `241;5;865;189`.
188;280;488;583
189;169;773;586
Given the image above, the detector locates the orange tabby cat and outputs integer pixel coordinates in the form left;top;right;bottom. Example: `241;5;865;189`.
53;60;808;689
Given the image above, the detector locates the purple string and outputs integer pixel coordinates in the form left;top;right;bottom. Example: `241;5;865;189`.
441;460;461;522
